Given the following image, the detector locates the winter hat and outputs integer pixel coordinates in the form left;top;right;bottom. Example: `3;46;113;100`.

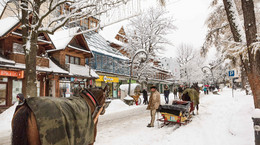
150;85;157;89
16;93;24;101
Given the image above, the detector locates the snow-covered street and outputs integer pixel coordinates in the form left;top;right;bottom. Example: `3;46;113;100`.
95;88;254;145
0;88;255;145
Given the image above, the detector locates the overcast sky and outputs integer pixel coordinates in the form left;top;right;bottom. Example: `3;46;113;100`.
162;0;212;58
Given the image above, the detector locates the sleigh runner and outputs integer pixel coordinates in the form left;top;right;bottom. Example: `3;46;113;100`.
157;100;194;126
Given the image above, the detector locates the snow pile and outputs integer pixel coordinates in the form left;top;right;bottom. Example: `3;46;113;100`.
105;99;138;114
0;102;18;137
124;95;134;101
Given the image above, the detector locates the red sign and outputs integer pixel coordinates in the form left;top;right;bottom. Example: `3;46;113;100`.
0;70;24;79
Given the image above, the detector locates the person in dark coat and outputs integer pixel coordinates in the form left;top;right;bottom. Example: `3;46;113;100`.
164;85;170;104
16;93;25;105
142;89;148;105
178;86;183;100
173;87;178;99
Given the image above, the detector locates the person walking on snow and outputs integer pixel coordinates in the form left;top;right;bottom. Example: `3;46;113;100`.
173;87;178;99
146;85;161;127
164;85;170;104
142;89;148;105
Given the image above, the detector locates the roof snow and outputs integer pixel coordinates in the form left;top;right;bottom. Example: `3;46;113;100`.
99;20;129;47
48;27;80;50
0;16;19;37
49;59;69;74
0;56;15;64
0;0;9;17
84;31;128;60
69;63;99;78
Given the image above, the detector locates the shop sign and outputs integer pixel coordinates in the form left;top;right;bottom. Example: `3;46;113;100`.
96;75;119;83
127;80;136;83
0;70;24;79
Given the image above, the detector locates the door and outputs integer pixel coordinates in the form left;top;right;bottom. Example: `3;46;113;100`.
0;83;7;106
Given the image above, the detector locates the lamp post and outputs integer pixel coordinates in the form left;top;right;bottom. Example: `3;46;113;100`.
128;50;148;95
201;66;216;87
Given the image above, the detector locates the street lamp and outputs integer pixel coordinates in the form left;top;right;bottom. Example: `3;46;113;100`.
128;49;148;95
201;66;217;87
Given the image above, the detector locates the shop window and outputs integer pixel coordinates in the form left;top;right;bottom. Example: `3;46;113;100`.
12;80;22;104
0;83;7;106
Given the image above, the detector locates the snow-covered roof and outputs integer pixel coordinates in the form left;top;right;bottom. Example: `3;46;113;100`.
100;20;129;43
0;0;9;17
0;62;52;72
0;56;15;64
84;31;128;60
49;59;69;74
0;16;19;37
69;63;99;78
48;27;80;50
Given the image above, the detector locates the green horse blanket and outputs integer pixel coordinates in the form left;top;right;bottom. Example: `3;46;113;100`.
26;96;94;145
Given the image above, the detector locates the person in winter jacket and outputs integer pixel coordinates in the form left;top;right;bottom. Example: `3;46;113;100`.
164;85;170;104
178;86;183;100
146;85;161;127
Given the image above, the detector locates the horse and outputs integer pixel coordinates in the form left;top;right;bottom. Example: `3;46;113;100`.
182;83;200;115
11;86;108;145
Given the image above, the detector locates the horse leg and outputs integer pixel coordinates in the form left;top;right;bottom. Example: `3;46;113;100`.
27;112;41;145
196;105;199;115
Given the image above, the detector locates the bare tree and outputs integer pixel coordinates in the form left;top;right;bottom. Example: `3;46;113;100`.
8;0;127;98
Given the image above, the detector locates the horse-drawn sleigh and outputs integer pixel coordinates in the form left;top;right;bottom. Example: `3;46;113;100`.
157;84;200;127
12;86;109;145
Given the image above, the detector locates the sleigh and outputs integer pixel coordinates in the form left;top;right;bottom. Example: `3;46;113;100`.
157;100;194;126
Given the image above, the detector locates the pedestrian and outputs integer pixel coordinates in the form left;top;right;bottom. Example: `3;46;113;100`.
203;87;207;95
16;93;24;105
178;85;183;100
173;87;178;99
146;85;161;128
164;85;170;104
142;89;148;105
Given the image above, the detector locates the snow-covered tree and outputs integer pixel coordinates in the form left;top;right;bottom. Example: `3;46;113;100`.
125;7;175;80
176;43;204;85
203;0;260;108
9;0;127;98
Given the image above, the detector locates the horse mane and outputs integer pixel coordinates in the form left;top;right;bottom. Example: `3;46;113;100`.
85;87;106;106
12;104;31;145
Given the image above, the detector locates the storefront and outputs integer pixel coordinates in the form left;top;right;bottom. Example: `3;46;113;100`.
95;75;119;98
0;69;24;108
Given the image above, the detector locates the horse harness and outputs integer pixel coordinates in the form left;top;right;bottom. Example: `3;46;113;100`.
83;89;105;124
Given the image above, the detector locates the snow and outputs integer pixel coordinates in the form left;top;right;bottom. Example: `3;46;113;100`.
69;63;99;78
0;56;15;64
0;89;255;145
49;59;69;74
0;16;19;37
0;62;52;72
48;27;80;50
124;95;134;101
119;83;140;96
252;109;260;118
0;102;17;141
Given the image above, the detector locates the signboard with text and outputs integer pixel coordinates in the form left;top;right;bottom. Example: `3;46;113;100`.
228;70;235;77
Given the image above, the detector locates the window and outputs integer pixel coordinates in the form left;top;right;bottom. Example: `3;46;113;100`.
12;80;22;104
13;43;24;53
65;55;80;65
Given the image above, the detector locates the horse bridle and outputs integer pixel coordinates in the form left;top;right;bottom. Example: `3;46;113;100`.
83;88;105;124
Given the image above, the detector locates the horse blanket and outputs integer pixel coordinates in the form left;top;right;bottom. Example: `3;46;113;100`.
182;88;200;106
26;96;94;145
